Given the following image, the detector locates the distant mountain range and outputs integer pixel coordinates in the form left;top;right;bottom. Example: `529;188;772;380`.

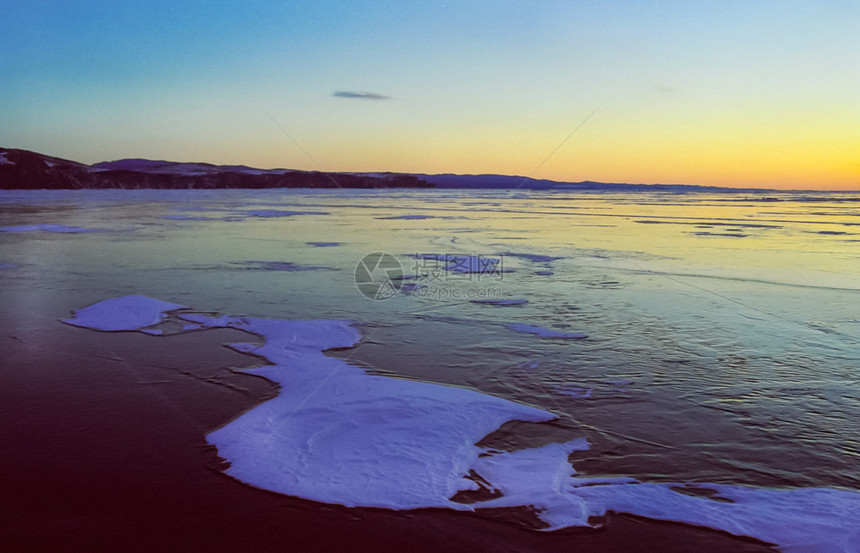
410;173;753;192
0;148;431;190
1;147;767;192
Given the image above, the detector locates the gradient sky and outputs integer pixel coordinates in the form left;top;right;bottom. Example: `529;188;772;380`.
1;1;858;189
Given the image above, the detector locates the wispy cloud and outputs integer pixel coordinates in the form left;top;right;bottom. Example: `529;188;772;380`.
332;91;391;101
653;84;677;94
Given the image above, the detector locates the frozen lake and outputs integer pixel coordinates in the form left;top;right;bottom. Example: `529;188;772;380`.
2;188;859;551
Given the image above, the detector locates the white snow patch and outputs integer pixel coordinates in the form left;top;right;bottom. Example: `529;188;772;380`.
473;440;593;527
0;152;13;165
178;312;556;510
63;295;186;332
568;482;860;553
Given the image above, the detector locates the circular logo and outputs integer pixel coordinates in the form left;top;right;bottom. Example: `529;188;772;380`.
354;252;403;300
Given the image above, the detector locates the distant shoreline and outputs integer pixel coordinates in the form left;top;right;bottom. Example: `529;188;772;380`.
2;147;857;193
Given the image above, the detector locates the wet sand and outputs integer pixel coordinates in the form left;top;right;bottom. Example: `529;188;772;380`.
0;313;776;552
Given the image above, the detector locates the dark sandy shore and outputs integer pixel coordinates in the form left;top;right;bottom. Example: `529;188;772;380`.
0;310;776;553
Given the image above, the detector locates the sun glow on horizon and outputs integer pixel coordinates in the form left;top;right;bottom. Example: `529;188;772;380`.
1;1;857;190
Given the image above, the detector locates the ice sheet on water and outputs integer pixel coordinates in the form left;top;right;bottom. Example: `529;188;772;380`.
0;263;16;269
67;295;860;553
62;295;186;332
0;224;103;233
307;242;342;247
505;323;587;339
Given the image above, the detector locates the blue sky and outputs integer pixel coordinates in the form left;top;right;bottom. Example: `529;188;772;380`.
1;1;858;188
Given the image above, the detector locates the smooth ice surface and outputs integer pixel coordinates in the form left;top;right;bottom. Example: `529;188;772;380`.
66;294;860;553
63;295;186;332
505;323;587;339
0;224;103;233
377;214;434;220
0;263;16;269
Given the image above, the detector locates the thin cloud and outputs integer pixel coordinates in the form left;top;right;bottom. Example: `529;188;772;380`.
653;84;677;94
332;91;391;100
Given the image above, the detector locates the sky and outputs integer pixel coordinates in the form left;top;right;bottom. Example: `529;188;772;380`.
1;1;858;190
